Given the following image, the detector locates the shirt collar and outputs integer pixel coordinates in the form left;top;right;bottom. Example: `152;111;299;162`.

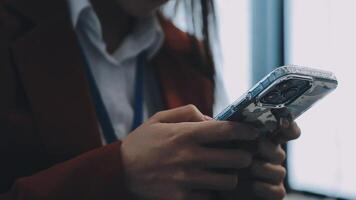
114;16;164;61
67;0;91;28
66;0;164;63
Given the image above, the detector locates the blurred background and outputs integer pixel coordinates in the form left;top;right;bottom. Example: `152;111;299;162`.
218;0;355;199
168;0;356;199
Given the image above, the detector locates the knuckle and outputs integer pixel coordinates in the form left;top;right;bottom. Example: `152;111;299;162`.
274;166;287;183
152;111;164;120
185;104;199;113
280;149;286;162
185;104;204;121
275;186;287;200
254;183;286;200
288;123;301;140
294;124;302;139
278;148;286;163
280;167;287;181
274;147;286;164
281;165;287;174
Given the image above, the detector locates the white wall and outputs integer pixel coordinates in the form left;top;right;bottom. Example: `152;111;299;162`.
216;0;251;103
286;0;356;199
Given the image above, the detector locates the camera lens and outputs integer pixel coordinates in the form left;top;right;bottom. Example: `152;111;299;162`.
260;79;312;106
284;87;299;100
298;80;311;90
290;79;310;90
278;80;293;91
261;90;285;104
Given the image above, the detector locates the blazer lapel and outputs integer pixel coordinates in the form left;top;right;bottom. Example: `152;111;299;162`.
9;0;102;160
6;0;215;162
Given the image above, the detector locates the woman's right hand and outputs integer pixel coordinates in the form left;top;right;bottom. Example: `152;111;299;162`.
121;105;259;200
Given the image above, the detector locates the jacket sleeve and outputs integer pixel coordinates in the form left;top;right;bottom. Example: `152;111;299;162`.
0;142;131;200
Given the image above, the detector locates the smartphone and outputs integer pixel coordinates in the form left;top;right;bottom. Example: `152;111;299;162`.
215;65;338;135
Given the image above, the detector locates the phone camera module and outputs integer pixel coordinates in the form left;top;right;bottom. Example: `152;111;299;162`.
261;90;285;104
283;87;299;100
259;78;312;107
279;81;293;91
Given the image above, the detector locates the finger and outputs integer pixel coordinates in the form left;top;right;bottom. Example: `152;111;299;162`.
250;160;286;184
151;105;206;123
182;121;259;144
174;190;214;200
186;190;214;200
193;147;252;169
179;170;238;191
273;119;301;144
253;181;286;200
257;138;286;164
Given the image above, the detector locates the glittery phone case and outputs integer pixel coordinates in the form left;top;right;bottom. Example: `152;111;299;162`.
215;65;338;135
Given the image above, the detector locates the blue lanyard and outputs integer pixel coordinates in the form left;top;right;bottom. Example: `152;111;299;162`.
84;51;146;144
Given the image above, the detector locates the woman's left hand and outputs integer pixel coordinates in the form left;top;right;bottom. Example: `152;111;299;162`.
219;119;301;200
250;119;301;200
250;138;287;200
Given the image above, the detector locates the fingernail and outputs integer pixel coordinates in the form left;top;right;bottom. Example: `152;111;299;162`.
204;115;214;121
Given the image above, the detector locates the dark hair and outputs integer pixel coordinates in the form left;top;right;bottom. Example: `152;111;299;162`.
163;0;218;81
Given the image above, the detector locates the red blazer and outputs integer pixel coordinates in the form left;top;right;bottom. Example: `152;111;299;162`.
0;0;214;199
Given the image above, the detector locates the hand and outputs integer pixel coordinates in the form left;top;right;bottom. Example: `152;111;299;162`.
220;118;301;200
121;105;259;200
249;138;287;200
272;117;301;144
249;118;301;200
